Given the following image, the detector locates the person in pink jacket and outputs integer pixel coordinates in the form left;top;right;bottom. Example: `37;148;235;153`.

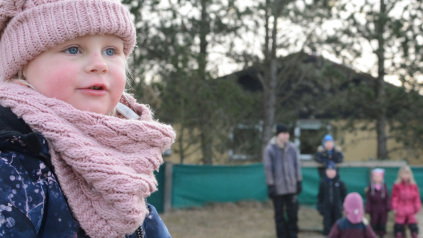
391;165;421;238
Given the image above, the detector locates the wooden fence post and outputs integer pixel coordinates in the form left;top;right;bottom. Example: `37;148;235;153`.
164;162;173;213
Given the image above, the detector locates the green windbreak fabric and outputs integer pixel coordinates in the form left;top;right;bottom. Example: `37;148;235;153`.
298;167;320;205
338;167;370;196
412;167;423;199
149;163;423;211
172;163;267;209
149;164;165;213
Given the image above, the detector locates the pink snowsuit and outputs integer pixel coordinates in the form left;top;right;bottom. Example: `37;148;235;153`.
391;182;421;224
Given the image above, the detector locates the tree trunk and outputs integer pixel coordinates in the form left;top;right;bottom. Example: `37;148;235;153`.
200;123;213;164
178;126;185;164
260;0;283;155
261;59;278;153
178;98;186;164
376;0;388;159
198;0;213;164
198;0;208;82
261;0;281;154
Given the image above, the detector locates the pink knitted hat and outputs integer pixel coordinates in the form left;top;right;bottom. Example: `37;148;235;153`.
0;0;136;81
344;192;364;224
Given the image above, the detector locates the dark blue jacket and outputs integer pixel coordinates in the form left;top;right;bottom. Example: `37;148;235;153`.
329;217;376;238
0;106;171;238
317;176;347;215
314;145;344;166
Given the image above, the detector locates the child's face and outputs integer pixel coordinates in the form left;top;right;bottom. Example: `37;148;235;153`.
400;170;410;182
372;172;383;184
324;140;334;151
326;168;336;179
23;34;126;115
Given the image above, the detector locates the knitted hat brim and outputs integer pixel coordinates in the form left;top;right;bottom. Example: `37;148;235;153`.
0;0;135;81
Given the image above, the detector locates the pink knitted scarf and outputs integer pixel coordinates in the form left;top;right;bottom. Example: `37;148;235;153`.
0;82;175;238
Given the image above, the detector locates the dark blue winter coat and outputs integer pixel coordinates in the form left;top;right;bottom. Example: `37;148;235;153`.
314;145;344;166
0;106;171;238
328;217;376;238
317;176;347;215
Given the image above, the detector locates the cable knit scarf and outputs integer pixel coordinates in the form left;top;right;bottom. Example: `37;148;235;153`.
0;82;175;238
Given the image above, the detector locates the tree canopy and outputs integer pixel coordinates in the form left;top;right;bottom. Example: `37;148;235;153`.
122;0;423;163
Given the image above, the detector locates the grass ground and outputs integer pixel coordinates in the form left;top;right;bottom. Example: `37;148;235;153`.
162;201;423;238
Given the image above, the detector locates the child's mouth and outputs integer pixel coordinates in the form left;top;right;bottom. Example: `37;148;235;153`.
80;84;108;96
89;86;103;90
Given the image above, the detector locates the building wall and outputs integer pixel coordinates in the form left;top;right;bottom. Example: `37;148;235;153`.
164;124;229;165
165;121;423;165
332;120;423;165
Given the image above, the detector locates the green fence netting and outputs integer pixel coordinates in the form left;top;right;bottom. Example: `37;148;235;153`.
148;164;165;213
148;163;423;212
172;163;267;209
338;167;370;197
298;167;320;205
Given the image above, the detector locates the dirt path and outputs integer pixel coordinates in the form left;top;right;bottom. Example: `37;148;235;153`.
418;209;423;238
162;201;423;238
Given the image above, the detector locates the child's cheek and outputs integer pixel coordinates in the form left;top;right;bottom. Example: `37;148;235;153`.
42;65;79;99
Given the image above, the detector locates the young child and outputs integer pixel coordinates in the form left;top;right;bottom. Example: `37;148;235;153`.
329;192;377;238
365;168;391;238
317;162;347;235
315;134;344;179
0;1;175;238
391;165;421;238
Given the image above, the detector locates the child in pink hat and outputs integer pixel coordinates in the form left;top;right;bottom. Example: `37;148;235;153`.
0;1;175;237
365;168;391;238
329;192;377;238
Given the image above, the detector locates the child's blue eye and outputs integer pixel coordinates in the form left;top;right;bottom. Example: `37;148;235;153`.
65;47;80;54
104;48;115;56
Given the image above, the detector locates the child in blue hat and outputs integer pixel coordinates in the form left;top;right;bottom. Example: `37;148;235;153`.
315;134;344;179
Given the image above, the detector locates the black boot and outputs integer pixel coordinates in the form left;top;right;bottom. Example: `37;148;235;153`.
378;223;386;238
394;223;405;238
409;223;419;238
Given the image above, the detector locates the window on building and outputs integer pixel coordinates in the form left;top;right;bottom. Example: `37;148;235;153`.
228;124;261;160
294;120;330;160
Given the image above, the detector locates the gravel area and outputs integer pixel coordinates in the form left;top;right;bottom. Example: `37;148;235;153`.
162;201;423;238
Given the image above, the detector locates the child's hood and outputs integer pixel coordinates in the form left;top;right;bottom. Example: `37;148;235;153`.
344;192;364;224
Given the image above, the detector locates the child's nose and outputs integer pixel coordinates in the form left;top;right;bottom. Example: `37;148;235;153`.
85;53;108;73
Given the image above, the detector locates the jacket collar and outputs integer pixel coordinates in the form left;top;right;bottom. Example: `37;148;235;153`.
0;105;51;164
0;105;33;134
269;137;289;149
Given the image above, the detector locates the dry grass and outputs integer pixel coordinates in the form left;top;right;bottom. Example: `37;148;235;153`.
162;201;423;238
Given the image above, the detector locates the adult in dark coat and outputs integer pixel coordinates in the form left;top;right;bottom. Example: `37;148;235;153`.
317;162;347;235
365;168;391;238
315;134;344;179
263;124;302;238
